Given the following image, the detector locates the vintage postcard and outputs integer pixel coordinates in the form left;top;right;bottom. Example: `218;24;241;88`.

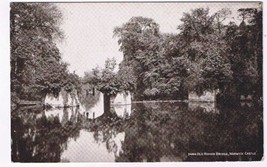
10;1;263;162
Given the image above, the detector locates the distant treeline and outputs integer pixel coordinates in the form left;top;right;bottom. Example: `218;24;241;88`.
11;3;262;103
113;7;262;101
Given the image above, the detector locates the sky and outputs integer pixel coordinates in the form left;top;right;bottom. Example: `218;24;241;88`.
56;2;261;77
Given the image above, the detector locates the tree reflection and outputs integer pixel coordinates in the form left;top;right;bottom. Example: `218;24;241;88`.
78;89;100;111
11;108;82;162
115;103;190;162
115;102;263;162
86;107;126;158
11;102;263;162
185;105;263;161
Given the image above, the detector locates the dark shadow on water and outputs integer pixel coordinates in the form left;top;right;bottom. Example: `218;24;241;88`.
11;108;82;162
116;102;263;162
11;101;263;162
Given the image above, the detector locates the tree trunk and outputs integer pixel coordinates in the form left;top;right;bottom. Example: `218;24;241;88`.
103;93;111;114
92;88;95;96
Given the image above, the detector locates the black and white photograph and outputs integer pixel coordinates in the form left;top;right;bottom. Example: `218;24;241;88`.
9;1;263;163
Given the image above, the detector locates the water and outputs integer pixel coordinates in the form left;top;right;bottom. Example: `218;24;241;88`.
11;95;263;162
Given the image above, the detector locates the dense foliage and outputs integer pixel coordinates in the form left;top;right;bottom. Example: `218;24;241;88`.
10;3;78;101
114;7;262;101
83;58;119;95
11;3;262;103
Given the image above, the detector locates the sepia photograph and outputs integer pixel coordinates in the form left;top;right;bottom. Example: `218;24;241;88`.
10;1;263;162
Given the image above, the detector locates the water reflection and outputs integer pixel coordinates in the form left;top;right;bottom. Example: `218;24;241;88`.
11;100;263;162
61;130;120;162
78;91;132;119
113;104;131;119
11;108;81;162
79;91;104;119
188;102;219;114
116;102;262;162
61;130;125;162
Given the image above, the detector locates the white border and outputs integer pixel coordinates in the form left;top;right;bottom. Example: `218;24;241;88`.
0;0;266;167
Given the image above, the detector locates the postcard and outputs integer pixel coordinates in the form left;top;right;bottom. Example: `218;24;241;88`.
10;1;263;162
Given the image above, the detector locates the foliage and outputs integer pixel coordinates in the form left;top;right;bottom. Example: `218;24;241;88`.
84;58;120;95
114;17;171;99
10;3;70;100
116;61;137;91
225;8;262;97
10;3;82;101
114;7;262;100
63;71;81;93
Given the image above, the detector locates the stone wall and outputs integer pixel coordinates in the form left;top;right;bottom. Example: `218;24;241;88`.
45;89;80;107
112;91;132;105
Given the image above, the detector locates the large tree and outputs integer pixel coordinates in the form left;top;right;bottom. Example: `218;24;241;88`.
83;58;120;113
10;3;68;101
114;8;262;102
114;17;162;100
225;8;262;99
178;8;233;95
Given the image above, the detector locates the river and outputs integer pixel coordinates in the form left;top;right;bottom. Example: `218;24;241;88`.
11;93;263;162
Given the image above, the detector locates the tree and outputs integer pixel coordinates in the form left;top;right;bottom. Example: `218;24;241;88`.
84;58;120;113
114;17;165;99
178;8;233;95
63;71;81;93
10;3;68;101
113;8;262;102
238;8;257;22
178;8;215;41
116;61;137;92
114;17;191;100
250;9;263;98
213;8;232;34
225;8;262;99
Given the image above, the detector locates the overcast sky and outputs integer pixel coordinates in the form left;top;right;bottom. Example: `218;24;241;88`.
56;2;261;77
